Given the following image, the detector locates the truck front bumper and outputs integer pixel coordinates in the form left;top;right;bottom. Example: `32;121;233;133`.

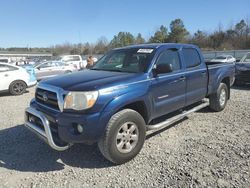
24;104;108;151
25;107;70;151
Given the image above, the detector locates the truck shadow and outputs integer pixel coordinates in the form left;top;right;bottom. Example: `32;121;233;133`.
231;85;250;91
0;90;30;97
0;118;194;173
196;106;215;113
0;125;113;173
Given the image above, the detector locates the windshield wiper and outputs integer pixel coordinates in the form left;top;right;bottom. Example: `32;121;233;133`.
90;68;103;71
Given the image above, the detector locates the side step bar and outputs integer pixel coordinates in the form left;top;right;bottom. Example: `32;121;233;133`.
147;101;209;130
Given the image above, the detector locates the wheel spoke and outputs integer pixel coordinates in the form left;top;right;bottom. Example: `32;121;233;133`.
125;142;132;150
116;133;123;139
122;123;128;131
129;125;136;132
130;134;138;141
117;141;125;150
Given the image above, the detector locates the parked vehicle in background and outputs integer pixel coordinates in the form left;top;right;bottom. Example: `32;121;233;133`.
24;43;235;164
235;52;250;85
0;57;11;64
0;63;37;95
21;64;37;83
210;55;236;63
34;61;77;80
60;55;84;70
82;57;98;69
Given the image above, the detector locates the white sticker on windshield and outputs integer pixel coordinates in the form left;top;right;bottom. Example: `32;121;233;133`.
137;49;154;53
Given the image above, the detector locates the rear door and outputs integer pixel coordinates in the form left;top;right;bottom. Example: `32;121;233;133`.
182;48;208;106
150;48;186;118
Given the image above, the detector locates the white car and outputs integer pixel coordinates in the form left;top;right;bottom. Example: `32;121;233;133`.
0;63;37;95
60;55;84;70
34;61;78;80
210;55;236;63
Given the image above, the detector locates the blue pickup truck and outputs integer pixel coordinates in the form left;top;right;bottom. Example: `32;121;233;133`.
24;43;235;164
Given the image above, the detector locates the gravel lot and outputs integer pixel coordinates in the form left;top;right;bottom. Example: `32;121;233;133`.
0;86;250;188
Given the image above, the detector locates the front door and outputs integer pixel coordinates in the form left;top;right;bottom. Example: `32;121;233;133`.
150;48;186;119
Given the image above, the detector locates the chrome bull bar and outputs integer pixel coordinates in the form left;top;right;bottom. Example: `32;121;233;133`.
24;107;70;151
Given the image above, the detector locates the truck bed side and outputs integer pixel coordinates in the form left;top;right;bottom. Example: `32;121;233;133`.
206;62;235;96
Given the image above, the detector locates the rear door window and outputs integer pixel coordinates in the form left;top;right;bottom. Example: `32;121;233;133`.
0;65;17;72
183;48;201;68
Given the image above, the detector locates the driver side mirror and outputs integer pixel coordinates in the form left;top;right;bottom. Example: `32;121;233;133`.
154;63;173;75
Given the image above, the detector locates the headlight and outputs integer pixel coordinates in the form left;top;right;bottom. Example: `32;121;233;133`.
64;91;98;111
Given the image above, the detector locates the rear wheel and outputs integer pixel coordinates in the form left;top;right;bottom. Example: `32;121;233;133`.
98;109;146;164
209;83;228;112
9;80;27;95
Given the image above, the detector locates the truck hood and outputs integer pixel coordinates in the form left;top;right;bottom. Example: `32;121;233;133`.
40;70;142;91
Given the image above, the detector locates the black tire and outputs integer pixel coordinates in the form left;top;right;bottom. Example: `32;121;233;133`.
9;80;27;95
209;83;228;112
98;109;146;164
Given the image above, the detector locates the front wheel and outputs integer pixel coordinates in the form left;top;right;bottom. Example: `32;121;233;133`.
209;83;228;112
98;109;146;164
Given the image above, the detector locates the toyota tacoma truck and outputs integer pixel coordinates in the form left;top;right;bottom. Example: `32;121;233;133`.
24;43;235;164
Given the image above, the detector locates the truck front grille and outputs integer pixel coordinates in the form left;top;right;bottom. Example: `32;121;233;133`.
35;88;60;111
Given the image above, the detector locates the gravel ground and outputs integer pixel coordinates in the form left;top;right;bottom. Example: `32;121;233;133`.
0;86;250;188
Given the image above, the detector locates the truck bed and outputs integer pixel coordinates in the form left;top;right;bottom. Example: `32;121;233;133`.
206;61;235;96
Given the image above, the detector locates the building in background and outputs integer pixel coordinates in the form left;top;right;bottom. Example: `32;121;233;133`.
0;51;52;63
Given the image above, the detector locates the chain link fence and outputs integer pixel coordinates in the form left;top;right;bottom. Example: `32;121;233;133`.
202;49;250;61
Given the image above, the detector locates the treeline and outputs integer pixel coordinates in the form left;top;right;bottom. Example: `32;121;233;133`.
1;18;250;55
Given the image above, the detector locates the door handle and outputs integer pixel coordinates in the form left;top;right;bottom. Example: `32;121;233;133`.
4;74;9;77
201;71;206;77
179;76;186;81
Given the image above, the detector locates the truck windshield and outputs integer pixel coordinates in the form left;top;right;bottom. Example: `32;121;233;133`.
92;48;155;73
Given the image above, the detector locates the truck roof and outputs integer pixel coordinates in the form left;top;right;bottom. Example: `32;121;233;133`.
114;43;198;50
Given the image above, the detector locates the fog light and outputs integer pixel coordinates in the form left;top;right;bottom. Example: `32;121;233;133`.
77;124;84;133
29;116;35;123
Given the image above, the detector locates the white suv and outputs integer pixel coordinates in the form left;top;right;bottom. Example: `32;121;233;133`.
0;63;37;95
60;55;85;70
